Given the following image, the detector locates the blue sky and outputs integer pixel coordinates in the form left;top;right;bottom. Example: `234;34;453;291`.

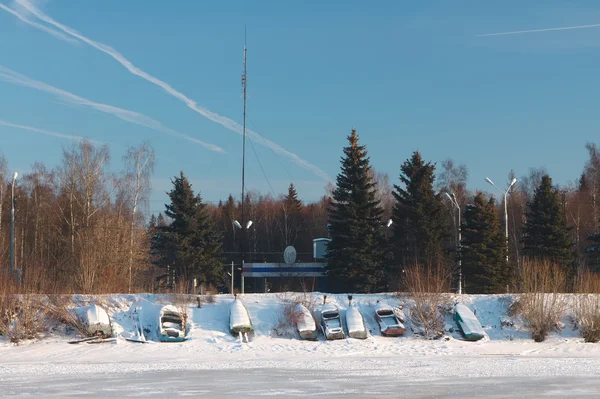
1;0;600;214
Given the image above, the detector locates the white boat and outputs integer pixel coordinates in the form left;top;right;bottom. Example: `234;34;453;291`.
454;304;485;341
317;304;345;340
229;299;254;339
159;305;186;342
345;306;368;339
375;302;405;337
295;304;318;340
75;304;112;338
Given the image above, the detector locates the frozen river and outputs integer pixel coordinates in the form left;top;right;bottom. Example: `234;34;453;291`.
2;357;600;398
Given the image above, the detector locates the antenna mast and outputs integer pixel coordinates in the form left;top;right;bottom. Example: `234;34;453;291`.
241;28;247;275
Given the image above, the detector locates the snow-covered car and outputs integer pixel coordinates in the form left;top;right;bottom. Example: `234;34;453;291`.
375;302;405;337
318;304;345;340
158;305;186;342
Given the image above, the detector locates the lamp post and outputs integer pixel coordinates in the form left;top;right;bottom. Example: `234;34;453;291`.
444;192;462;294
10;172;18;282
234;219;253;294
385;218;392;240
485;177;517;264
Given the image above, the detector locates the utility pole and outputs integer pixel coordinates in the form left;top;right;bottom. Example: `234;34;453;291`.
10;172;17;283
240;28;247;293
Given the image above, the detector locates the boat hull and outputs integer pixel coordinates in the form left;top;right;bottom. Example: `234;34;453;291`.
454;304;485;341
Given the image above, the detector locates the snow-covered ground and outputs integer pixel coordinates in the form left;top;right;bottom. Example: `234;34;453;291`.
2;293;600;398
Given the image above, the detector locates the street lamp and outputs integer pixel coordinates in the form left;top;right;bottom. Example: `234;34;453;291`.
443;192;462;294
10;172;17;283
485;177;517;263
233;219;254;294
384;218;393;240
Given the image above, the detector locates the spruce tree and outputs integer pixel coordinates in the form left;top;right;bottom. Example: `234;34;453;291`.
586;219;600;270
153;171;225;289
461;193;507;293
522;174;574;271
326;130;386;293
281;183;303;247
391;151;446;265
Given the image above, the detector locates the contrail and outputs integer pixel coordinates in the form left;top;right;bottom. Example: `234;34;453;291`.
0;119;100;143
0;66;224;153
0;3;77;44
11;0;330;181
478;23;600;37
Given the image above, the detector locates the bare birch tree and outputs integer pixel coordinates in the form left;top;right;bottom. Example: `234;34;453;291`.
123;142;155;293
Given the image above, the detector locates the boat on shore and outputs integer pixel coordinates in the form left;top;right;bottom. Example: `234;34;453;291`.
375;302;406;337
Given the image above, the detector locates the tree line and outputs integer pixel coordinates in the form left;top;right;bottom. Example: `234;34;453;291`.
326;131;600;293
2;135;600;294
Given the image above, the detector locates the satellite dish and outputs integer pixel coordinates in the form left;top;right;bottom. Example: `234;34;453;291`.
283;246;297;264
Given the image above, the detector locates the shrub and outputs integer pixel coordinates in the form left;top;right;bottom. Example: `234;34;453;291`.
512;258;567;342
273;293;317;338
403;260;451;339
574;269;600;343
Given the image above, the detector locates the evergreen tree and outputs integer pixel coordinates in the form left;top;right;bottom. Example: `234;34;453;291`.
326;130;387;293
586;217;600;270
461;193;507;293
522;174;574;271
152;171;224;289
148;214;157;229
391;151;446;265
280;183;303;247
156;212;167;227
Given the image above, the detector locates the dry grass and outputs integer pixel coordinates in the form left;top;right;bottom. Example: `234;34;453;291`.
574;269;600;343
273;292;318;338
511;258;568;342
42;295;91;338
0;278;56;343
402;260;452;340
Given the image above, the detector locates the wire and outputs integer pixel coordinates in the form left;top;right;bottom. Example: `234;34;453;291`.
247;116;294;183
246;129;277;199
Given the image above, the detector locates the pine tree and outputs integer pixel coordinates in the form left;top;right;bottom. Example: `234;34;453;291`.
152;171;224;289
391;151;446;265
522;174;574;271
461;193;507;293
280;183;303;247
326;130;387;293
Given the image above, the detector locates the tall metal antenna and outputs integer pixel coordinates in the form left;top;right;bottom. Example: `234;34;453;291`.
241;27;247;280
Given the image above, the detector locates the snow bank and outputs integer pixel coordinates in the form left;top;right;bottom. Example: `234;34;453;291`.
3;292;600;368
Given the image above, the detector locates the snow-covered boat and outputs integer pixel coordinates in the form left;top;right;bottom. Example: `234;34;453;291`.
229;299;254;340
375;302;405;337
295;303;318;340
345;306;368;339
454;304;485;341
75;304;112;338
158;305;186;342
317;304;345;340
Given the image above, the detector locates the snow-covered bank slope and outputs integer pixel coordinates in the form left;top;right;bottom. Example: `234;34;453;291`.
2;292;600;365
